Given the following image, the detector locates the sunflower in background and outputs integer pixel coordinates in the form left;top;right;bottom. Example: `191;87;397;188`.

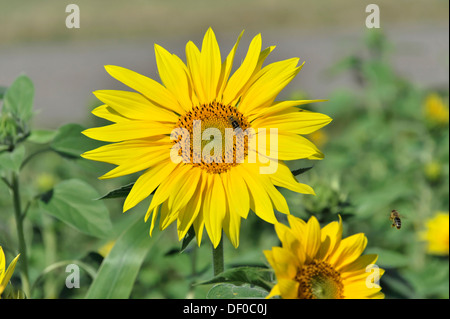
82;28;331;248
424;93;449;126
264;215;384;299
419;212;449;256
0;246;20;299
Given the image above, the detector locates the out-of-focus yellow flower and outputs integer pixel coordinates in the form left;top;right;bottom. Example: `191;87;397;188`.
0;246;20;298
419;212;449;256
264;215;384;299
308;130;328;148
424;161;442;182
98;240;116;258
35;173;57;192
424;93;449;125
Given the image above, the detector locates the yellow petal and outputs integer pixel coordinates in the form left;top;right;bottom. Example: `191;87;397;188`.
91;104;130;123
304;216;322;263
93;90;179;123
99;148;170;180
265;283;281;299
329;233;368;271
146;164;192;214
277;278;299;299
203;174;227;248
200;28;222;103
275;132;324;160
222;168;250;219
252;110;332;135
239;58;302;115
236;164;277;224
82;121;173;142
104;65;182;114
249;99;327;122
123;159;178;212
177;170;206;239
222;34;262;105
269;161;316;195
315;216;343;260
222;199;241;248
0;253;20;293
217;30;244;99
81;137;170;165
186;41;206;104
154;44;193;112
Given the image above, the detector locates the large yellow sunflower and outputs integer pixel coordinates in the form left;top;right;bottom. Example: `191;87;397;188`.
264;215;384;299
82;28;331;248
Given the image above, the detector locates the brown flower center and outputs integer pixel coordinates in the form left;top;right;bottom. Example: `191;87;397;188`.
173;101;251;174
295;260;344;299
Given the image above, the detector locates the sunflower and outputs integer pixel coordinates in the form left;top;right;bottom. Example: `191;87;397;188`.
419;211;449;256
264;215;384;299
82;28;331;248
0;246;20;298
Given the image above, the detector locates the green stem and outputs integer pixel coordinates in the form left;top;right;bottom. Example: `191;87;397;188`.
212;237;224;276
11;172;30;297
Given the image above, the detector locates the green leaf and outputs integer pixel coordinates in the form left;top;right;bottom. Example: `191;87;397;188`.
197;266;273;291
97;182;134;200
207;283;268;299
51;123;103;159
39;179;113;238
85;214;157;299
27;129;57;144
3;75;34;122
0;145;25;173
291;166;313;176
180;226;196;253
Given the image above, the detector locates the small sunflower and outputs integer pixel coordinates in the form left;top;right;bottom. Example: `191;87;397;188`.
424;93;449;125
82;28;331;248
419;211;449;256
264;215;384;299
0;246;20;298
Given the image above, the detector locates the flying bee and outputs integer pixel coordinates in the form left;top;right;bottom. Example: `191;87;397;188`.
389;210;402;229
228;116;241;130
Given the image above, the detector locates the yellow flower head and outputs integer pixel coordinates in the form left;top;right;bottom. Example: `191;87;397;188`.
0;246;20;298
419;212;449;256
424;93;449;125
264;215;384;299
82;28;331;248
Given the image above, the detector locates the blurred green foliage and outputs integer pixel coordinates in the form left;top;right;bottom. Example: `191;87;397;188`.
0;29;448;299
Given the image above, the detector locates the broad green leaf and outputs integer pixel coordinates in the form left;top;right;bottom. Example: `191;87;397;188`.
0;145;25;173
197;266;273;291
97;182;134;200
27;129;57;144
3;75;34;122
85;214;157;299
207;283;268;299
51;123;103;159
39;179;112;238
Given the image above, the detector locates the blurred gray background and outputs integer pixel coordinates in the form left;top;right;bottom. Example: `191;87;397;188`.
0;0;448;128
